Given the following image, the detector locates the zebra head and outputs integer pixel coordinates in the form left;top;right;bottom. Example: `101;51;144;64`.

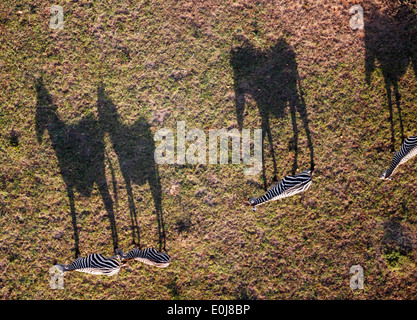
248;197;258;211
379;171;392;181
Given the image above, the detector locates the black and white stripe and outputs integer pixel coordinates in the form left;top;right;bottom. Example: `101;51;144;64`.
248;169;313;210
116;248;170;268
57;253;126;276
380;135;417;180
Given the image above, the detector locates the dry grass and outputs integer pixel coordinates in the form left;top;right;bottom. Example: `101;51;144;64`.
1;0;417;299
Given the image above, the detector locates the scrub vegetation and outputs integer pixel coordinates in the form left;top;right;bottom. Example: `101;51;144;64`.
1;0;417;299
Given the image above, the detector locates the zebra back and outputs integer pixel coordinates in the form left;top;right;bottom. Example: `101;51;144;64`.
61;253;125;276
249;169;313;209
118;248;170;268
381;135;417;180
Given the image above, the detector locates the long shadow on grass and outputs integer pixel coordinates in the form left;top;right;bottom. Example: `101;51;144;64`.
365;2;417;151
97;84;166;252
230;36;314;190
35;77;118;258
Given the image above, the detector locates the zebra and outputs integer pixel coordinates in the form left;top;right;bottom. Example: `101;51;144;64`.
56;253;126;276
380;135;417;180
116;248;170;268
248;169;313;211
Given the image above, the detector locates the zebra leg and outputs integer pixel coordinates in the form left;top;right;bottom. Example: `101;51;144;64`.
66;185;80;259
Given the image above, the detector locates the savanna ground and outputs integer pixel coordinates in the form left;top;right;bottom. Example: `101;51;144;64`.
1;0;417;300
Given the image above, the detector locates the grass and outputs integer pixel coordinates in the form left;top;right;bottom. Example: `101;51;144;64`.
1;0;417;300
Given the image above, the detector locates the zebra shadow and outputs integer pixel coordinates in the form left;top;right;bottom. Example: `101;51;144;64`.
97;84;166;252
364;2;417;151
34;76;118;258
230;36;314;190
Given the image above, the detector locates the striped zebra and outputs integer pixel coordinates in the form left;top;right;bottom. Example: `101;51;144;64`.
248;169;313;211
380;135;417;180
56;253;126;276
116;248;170;268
